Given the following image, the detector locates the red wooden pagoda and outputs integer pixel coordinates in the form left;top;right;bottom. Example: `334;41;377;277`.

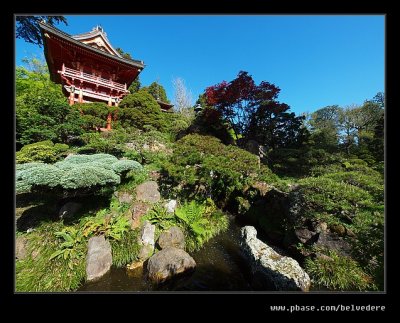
39;21;145;130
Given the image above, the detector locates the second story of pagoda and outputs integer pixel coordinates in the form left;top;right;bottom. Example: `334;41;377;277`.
39;21;145;107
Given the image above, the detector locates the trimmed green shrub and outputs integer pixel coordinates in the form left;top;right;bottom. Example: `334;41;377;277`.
59;165;120;190
162;134;262;202
16;140;69;164
119;90;167;131
322;171;383;202
111;160;143;175
16;153;143;194
296;176;374;222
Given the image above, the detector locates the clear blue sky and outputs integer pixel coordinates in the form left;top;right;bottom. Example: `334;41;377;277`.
16;15;384;115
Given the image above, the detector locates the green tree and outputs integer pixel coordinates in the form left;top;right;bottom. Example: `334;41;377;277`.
16;62;83;148
142;82;170;103
16;16;67;46
119;89;166;131
128;76;141;94
115;47;133;60
308;105;341;152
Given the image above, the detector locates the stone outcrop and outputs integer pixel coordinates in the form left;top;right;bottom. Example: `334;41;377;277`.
86;235;112;282
240;226;310;291
135;181;161;204
157;226;185;249
147;247;196;283
137;221;155;261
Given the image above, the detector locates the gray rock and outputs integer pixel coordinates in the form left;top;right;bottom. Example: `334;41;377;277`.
158;226;185;249
59;202;82;219
315;231;352;256
86;236;112;282
117;192;134;204
240;226;311;291
137;221;155;261
16;236;28;260
147;247;196;283
164;199;177;213
135;181;160;204
294;228;316;244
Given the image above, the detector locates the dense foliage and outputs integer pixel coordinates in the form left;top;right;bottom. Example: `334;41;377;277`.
16;140;69;163
16;16;67;46
16;64;83;148
142;81;170;103
162;134;264;202
16;154;142;194
205;71;307;150
15;57;384;292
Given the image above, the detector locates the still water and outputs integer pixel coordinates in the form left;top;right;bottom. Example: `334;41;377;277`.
78;222;254;292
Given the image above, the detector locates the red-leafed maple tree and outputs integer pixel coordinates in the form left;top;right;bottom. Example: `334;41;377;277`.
205;71;306;150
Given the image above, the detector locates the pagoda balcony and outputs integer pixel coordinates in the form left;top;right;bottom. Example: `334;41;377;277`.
58;64;128;93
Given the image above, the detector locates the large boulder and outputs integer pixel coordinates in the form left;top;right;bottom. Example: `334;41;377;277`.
58;202;82;220
137;221;155;261
16;236;28;260
135;181;161;204
147;247;196;283
240;226;311;291
158;226;185;249
86;235;112;282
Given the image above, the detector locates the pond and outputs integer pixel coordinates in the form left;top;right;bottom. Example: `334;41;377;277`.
78;220;256;292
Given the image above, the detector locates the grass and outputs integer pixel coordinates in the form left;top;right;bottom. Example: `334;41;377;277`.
304;249;375;291
16;221;87;292
110;229;140;267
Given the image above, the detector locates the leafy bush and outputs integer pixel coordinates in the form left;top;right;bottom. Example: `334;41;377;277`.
111;160;143;175
16;153;143;194
59;165;120;190
322;171;383;202
296;176;374;224
174;200;228;252
304;250;374;291
16;140;69;164
162;134;261;202
16;66;83;147
80;210;130;241
143;199;229;252
119;90;167;131
78;129;134;156
49;226;85;270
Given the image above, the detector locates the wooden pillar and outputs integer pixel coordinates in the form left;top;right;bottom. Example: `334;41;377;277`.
69;92;75;105
69;85;75;105
106;113;112;130
107;94;113;130
78;88;83;103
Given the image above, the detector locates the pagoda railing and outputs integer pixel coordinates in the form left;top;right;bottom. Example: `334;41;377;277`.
59;64;128;92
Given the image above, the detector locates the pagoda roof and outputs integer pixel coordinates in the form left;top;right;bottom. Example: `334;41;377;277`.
156;100;174;111
39;21;145;69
